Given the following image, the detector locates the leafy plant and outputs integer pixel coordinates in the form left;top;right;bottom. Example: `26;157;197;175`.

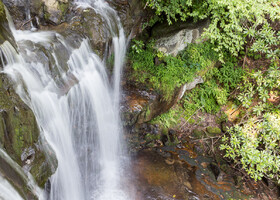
151;107;183;128
237;65;280;110
144;0;208;25
129;41;216;101
131;39;145;54
221;113;280;183
144;0;280;61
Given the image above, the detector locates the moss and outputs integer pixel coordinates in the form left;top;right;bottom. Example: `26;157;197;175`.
206;126;221;136
145;106;151;120
145;133;160;142
192;129;205;138
58;2;69;21
0;74;55;188
0;1;5;21
44;12;50;21
30;152;53;187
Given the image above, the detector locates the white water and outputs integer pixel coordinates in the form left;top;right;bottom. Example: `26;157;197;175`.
0;0;130;199
0;175;23;200
0;148;44;200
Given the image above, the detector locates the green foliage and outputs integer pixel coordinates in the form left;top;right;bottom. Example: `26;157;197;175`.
141;0;280;185
221;63;280;183
144;0;280;61
183;55;244;114
250;24;280;61
129;41;216;101
237;65;280;109
144;0;209;25
0;1;5;20
151;107;183;128
220;113;280;183
215;59;244;91
183;80;225;114
131;39;144;54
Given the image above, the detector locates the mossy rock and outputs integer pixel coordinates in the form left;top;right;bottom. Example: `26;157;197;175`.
0;74;56;189
0;1;16;47
206;126;221;136
0;0;5;20
192;129;205;139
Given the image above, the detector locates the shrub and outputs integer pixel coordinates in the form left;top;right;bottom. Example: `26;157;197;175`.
144;0;280;61
129;40;217;101
220;113;280;183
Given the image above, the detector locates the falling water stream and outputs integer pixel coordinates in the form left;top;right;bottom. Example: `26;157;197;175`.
0;174;23;200
0;0;130;199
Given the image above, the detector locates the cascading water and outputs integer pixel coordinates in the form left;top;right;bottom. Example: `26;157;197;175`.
0;0;131;199
0;174;23;200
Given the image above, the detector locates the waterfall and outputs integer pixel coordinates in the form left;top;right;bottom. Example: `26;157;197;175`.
0;0;131;199
0;175;23;200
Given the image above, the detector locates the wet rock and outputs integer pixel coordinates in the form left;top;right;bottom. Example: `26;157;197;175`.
206;126;221;136
2;0;26;28
132;150;219;200
108;0;147;38
125;123;162;152
0;149;38;199
168;129;176;142
153;19;210;56
0;1;16;48
41;0;69;24
21;147;35;172
208;162;228;183
0;5;56;191
0;74;57;188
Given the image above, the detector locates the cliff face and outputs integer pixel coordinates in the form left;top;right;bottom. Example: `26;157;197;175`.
0;1;56;197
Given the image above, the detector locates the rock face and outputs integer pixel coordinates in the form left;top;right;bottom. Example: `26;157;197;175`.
122;76;204;126
109;0;147;38
3;0;147;56
3;0;69;28
0;2;56;193
0;1;15;47
0;75;56;189
41;0;69;24
122;18;209;127
153;19;210;56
